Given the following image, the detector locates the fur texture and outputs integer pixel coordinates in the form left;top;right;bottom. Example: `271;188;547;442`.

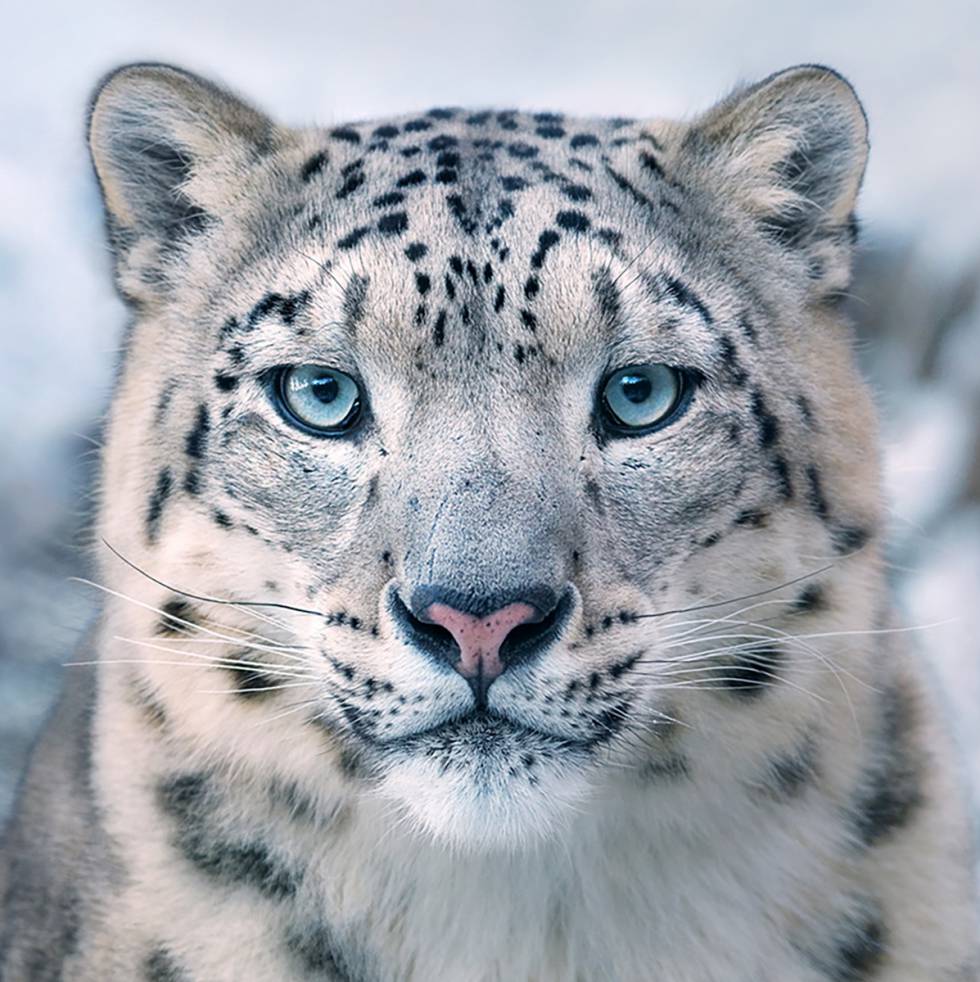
2;63;978;980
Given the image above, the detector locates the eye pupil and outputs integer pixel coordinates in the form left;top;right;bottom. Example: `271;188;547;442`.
619;375;652;404
309;375;339;404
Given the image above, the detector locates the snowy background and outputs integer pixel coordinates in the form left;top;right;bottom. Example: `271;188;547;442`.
1;0;978;822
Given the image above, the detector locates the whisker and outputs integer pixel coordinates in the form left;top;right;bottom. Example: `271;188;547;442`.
100;539;324;618
72;579;309;662
634;564;836;621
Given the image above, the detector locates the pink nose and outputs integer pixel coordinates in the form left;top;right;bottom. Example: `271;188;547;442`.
423;602;538;683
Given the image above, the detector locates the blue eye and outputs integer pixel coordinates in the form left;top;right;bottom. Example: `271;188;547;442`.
275;365;362;434
600;364;687;433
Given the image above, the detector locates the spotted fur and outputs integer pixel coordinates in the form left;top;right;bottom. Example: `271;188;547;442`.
2;62;977;980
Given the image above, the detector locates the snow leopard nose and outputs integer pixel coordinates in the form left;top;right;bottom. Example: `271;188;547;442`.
424;602;537;685
390;587;572;703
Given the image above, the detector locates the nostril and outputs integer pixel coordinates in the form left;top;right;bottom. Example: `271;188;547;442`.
498;591;571;668
389;592;458;660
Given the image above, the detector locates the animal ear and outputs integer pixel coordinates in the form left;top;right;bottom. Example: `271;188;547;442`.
88;63;275;295
686;64;869;298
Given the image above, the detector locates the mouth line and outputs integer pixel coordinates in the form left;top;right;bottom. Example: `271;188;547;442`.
362;707;610;756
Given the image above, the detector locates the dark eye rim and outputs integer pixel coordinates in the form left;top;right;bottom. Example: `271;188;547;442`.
596;364;700;438
267;364;366;437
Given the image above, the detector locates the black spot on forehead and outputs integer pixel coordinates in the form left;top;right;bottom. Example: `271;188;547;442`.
301;150;328;182
427;133;458;150
245;291;310;329
377;211;408;236
556;210;590;232
213;372;238;392
397;169;427;187
330;127;361;144
372;191;404;208
530;230;560;269
338;226;370;250
639;150;665;178
562;183;592;202
507;141;538;159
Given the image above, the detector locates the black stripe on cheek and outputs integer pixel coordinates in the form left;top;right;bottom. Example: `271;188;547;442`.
806;465;831;521
157;773;301;899
814;905;888;982
156;598;198;636
794;583;827;613
750;390;780;447
757;733;818;801
146;468;173;544
720;645;784;698
831;524;872;555
129;673;169;730
285;923;361;979
226;661;282;701
639;754;690;783
144;946;192;982
851;683;924;848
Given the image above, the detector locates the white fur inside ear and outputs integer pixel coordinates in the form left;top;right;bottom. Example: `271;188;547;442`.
694;66;868;233
88;63;274;229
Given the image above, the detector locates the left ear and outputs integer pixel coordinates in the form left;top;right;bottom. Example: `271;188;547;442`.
684;64;869;299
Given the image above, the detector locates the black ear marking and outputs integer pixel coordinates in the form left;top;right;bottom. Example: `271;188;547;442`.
688;65;868;297
88;64;273;279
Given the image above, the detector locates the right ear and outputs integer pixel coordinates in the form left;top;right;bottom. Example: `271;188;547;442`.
88;63;275;296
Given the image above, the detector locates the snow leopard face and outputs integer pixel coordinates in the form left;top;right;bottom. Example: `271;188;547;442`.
90;63;876;848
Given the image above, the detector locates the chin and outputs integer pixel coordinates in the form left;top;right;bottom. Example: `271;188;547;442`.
374;715;593;851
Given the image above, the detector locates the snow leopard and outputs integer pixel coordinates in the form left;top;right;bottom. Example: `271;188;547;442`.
1;61;977;981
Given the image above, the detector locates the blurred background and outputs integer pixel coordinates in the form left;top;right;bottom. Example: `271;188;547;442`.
1;0;978;823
